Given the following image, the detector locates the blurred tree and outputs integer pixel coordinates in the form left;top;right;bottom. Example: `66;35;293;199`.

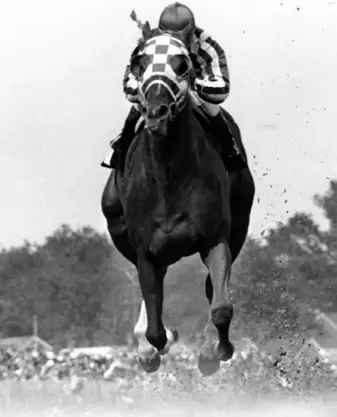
0;225;129;347
263;181;337;313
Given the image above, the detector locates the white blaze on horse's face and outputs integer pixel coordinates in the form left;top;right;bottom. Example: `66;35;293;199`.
131;34;192;106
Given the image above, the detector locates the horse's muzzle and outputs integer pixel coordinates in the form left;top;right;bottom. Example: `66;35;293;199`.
146;120;170;139
145;104;173;135
146;119;161;132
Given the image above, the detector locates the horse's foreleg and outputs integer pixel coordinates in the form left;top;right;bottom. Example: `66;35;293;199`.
134;258;178;373
199;241;234;376
229;169;255;263
101;170;137;265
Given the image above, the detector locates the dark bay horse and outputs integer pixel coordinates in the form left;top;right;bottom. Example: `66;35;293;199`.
101;28;255;376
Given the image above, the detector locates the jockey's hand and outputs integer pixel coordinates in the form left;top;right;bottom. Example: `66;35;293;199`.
191;74;195;90
190;71;196;91
176;90;186;108
192;68;202;79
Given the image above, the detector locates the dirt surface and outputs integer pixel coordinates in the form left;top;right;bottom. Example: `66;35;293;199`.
2;389;336;417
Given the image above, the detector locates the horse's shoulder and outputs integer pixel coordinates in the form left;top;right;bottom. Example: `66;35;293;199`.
126;130;145;164
122;129;151;187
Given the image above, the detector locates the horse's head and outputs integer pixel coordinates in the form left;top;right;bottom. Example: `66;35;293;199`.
130;33;193;137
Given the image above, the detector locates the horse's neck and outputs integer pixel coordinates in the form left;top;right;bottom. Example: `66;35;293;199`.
149;102;200;172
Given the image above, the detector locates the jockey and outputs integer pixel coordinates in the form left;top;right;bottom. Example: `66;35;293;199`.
105;2;247;172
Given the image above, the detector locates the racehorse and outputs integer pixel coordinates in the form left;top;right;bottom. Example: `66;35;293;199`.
101;23;255;376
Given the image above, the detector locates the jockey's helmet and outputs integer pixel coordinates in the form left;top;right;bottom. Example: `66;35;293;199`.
158;2;195;47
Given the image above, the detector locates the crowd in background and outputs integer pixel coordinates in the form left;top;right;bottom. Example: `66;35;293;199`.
0;343;197;388
0;345;134;381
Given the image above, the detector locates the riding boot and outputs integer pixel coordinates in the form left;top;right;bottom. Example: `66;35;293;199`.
211;112;247;172
110;106;142;171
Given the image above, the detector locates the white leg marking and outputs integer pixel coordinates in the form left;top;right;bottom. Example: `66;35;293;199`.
134;300;156;358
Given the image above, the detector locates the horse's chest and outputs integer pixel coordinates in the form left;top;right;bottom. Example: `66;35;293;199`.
127;186;219;239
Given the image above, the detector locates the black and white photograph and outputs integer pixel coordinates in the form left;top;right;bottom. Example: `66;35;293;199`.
1;0;336;415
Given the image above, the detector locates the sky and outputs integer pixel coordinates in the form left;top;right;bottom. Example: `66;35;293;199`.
0;0;336;248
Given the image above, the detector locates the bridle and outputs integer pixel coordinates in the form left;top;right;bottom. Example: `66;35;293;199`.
131;33;194;120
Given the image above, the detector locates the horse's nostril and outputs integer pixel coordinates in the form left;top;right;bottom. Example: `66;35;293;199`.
156;105;169;118
170;104;176;116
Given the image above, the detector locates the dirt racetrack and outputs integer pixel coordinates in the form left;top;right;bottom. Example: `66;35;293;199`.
1;378;336;417
3;396;337;417
1;340;336;417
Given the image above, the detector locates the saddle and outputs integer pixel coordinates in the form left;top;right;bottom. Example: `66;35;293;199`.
191;103;229;137
190;104;247;171
189;104;232;153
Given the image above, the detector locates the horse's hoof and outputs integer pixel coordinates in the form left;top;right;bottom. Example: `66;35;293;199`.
198;354;220;376
138;352;161;373
198;341;222;376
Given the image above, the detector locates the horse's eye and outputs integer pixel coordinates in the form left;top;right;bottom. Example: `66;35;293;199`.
130;54;152;79
169;55;191;77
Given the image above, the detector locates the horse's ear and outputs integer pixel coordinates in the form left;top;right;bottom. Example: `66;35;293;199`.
130;10;152;40
142;21;152;41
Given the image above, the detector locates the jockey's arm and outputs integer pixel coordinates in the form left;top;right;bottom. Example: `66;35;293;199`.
193;28;230;105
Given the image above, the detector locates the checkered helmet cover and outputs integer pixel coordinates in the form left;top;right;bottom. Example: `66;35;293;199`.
131;34;192;102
